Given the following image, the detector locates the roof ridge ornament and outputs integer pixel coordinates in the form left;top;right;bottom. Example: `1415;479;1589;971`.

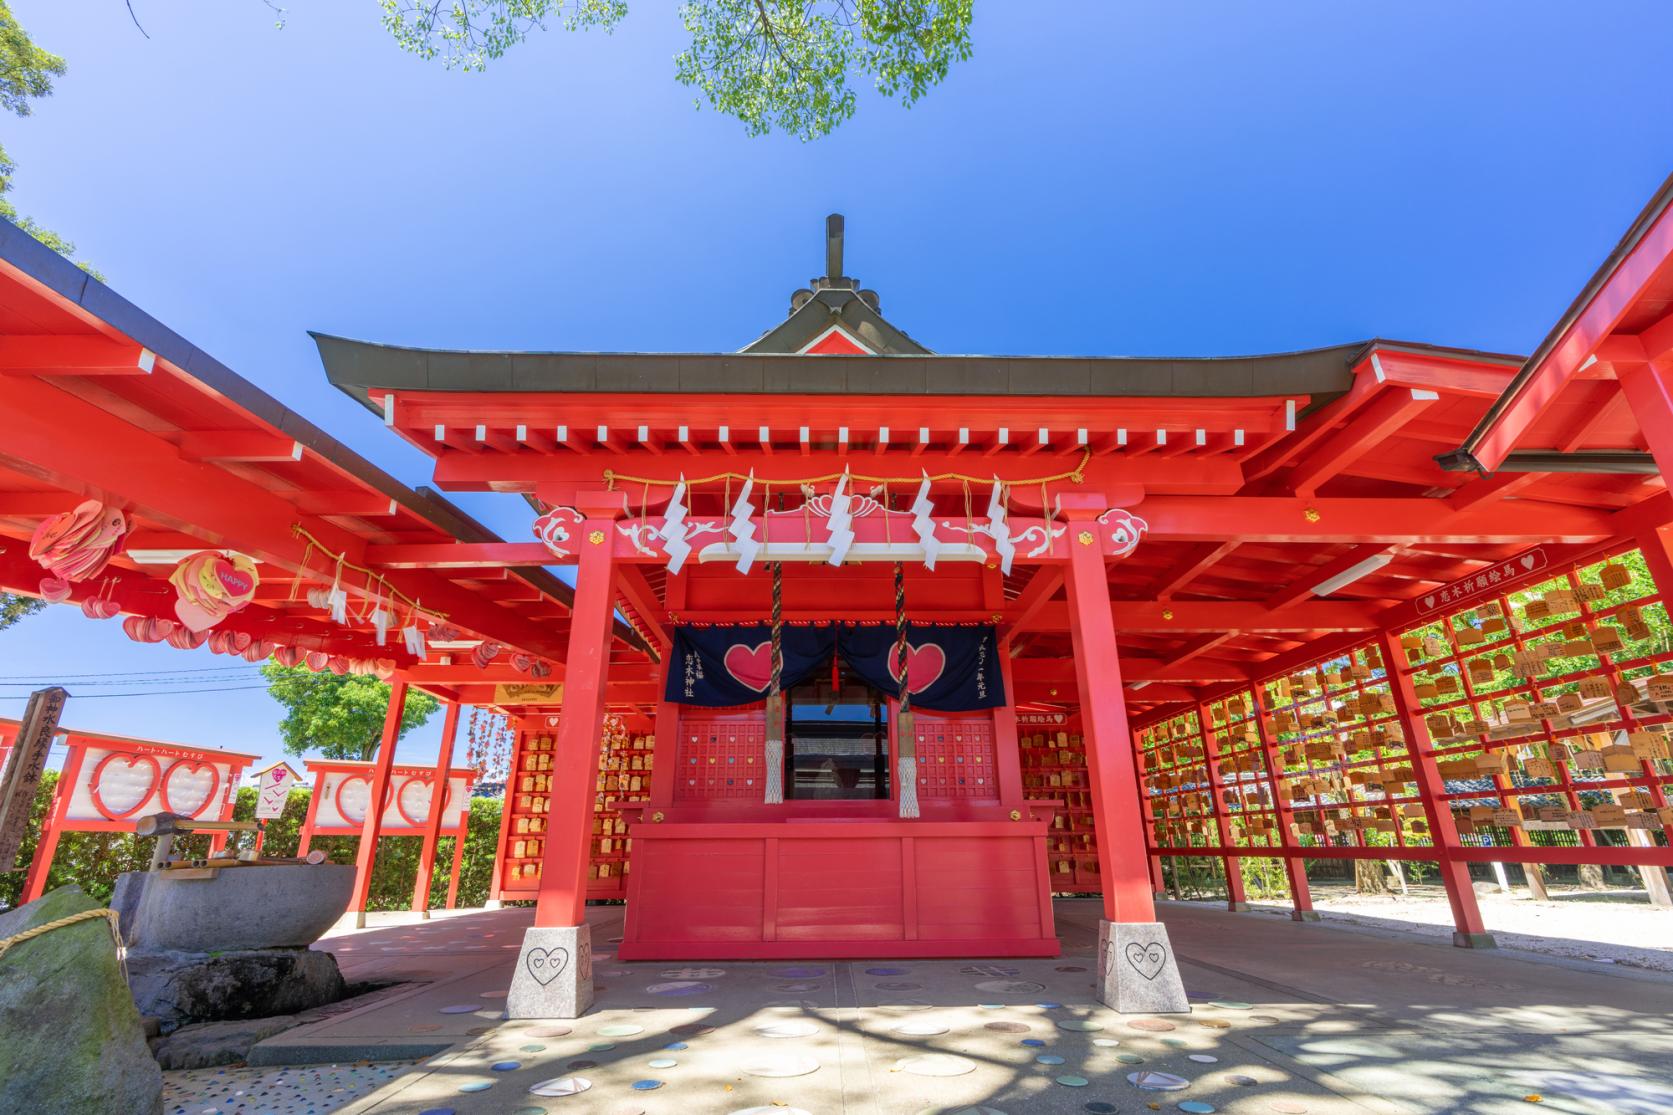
790;213;881;314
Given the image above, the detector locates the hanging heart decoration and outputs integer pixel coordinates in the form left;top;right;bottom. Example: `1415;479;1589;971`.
167;625;209;651
511;652;533;674
241;640;273;663
29;500;127;587
306;587;330;609
374;658;397;681
328;656;351;676
122;615;175;643
169;550;259;632
305;650;331;672
472;641;502;669
39;577;72;603
528;659;553;679
80;597;121;620
271;645;303;667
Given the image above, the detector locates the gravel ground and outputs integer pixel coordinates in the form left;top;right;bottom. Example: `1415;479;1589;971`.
1242;882;1673;973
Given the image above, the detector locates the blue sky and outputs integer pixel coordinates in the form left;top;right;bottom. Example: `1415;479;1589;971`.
4;1;1672;770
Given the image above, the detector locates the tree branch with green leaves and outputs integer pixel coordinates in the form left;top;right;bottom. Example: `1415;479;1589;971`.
377;0;972;140
262;662;440;761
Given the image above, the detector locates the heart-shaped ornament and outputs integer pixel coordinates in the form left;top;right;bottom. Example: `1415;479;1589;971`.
395;777;433;827
38;577;71;603
1520;554;1536;571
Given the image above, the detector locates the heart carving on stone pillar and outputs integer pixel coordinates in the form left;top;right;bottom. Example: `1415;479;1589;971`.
526;946;570;987
1124;941;1167;981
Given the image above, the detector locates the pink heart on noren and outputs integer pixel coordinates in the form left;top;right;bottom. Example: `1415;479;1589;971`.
723;641;773;692
888;642;946;695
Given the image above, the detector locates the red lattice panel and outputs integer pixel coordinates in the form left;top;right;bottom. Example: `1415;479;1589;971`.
913;717;999;801
675;718;767;801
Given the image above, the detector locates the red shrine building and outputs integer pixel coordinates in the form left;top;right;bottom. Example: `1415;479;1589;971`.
5;182;1673;1016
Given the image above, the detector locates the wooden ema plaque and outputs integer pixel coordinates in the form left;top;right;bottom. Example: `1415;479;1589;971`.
495;720;654;901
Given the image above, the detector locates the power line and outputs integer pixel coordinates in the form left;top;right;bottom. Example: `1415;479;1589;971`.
0;664;271;680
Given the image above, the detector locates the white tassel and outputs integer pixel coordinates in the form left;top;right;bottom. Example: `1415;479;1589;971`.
897;755;919;818
764;737;785;804
402;623;426;659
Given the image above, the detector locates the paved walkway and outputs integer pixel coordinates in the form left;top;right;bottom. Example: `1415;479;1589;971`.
235;898;1673;1115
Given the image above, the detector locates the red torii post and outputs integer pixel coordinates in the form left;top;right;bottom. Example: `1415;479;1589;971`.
1060;492;1188;1011
507;490;623;1018
350;679;408;929
412;700;463;917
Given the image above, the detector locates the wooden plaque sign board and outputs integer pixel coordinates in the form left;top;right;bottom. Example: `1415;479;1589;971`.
0;689;67;871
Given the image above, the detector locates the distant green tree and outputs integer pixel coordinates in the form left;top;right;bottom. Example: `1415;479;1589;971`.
377;0;973;140
261;663;440;761
0;593;44;633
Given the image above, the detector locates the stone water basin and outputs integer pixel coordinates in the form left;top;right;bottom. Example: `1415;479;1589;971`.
113;864;355;952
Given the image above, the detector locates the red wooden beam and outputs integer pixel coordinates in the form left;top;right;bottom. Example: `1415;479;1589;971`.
1005;566;1064;635
1263;544;1396;610
177;431;303;463
1469;184;1673;470
1283;388;1437;496
0;374;572;662
1145;540;1238;598
0;334;154;375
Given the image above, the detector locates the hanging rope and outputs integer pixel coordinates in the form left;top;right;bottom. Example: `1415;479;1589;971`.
603;449;1090;491
763;561;786;804
894;561;919;818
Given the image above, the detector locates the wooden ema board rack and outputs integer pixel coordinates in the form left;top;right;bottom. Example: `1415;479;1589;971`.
497;724;654;900
1019;715;1101;892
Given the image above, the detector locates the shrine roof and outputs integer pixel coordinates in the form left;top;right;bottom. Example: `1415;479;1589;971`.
316;332;1521;414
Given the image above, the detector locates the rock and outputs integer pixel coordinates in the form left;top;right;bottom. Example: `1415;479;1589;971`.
151;1014;299;1069
114;864;355;951
127;946;347;1028
0;886;163;1115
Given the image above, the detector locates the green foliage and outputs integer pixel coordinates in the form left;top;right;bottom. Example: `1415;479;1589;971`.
0;778;507;913
379;0;626;70
0;592;44;633
261;664;440;761
376;0;972;140
0;0;63;116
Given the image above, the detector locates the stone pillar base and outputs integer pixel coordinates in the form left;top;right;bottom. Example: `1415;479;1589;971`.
1227;901;1251;912
1452;931;1498;950
1097;919;1189;1014
506;924;593;1019
1291;910;1322;922
484;898;503;910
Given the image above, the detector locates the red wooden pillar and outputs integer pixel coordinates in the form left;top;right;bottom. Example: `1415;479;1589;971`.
412;701;463;916
350;679;408;929
533;493;622;929
646;661;680;811
1196;702;1249;911
21;744;84;905
992;639;1026;809
1061;495;1155;924
445;818;468;909
1248;685;1317;920
1617;357;1673;477
295;772;324;858
1378;631;1494;948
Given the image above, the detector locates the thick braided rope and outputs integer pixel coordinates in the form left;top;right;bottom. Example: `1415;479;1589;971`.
894;562;919;818
0;907;126;981
763;561;786;804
